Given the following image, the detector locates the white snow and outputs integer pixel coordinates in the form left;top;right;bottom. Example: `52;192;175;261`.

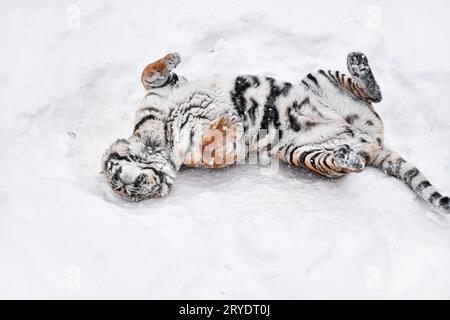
1;0;450;299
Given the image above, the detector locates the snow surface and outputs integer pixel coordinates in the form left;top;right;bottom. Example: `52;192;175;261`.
1;0;450;299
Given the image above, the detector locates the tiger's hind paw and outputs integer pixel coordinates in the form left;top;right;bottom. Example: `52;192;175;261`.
346;52;382;102
334;144;365;172
347;52;370;74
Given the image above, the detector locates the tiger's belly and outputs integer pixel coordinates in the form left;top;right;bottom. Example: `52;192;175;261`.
167;89;244;169
183;115;241;169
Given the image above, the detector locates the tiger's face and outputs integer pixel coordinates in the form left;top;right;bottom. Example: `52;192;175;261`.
101;135;176;201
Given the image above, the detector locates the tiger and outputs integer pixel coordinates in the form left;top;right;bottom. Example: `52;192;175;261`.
101;52;450;216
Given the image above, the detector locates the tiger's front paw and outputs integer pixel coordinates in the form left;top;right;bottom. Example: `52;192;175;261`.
163;52;181;71
141;52;181;89
334;144;365;172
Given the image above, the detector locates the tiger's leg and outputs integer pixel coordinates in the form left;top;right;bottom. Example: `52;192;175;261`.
279;141;367;179
302;52;382;103
301;55;384;146
141;52;186;90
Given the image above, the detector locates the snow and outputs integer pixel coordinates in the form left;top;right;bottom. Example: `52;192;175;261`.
1;0;450;299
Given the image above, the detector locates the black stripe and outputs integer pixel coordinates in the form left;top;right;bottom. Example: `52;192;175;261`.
345;114;359;125
248;98;258;125
292;97;310;111
134;114;158;132
133;173;147;188
104;152;128;171
250;75;260;87
299;97;310;108
306;73;319;85
346;77;353;88
281;82;292;95
403;168;419;186
288;146;299;164
288;107;301;132
312;153;327;175
415;181;431;193
439;196;449;209
309;152;321;166
138;135;163;150
376;137;382;146
180;114;192;130
335;71;341;81
115;139;129;145
358;151;370;163
140;106;163;114
429;192;442;203
111;166;123;182
281;144;290;159
338;71;345;83
318;69;334;83
396;158;406;177
322;153;333;171
384;159;403;178
260;78;292;140
373;111;381;120
343;127;355;137
106;152;128;162
378;153;391;168
152;73;179;89
144;91;163;98
299;149;316;166
168;73;179;86
328;70;337;81
307;155;323;175
230;76;254;130
146;167;167;187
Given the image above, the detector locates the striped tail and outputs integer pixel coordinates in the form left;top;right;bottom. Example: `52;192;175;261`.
370;148;450;214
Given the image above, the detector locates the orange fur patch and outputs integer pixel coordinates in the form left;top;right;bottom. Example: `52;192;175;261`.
200;117;238;168
183;116;238;169
141;53;176;90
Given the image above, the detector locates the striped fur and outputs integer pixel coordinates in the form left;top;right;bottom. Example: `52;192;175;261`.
101;52;449;217
371;149;449;213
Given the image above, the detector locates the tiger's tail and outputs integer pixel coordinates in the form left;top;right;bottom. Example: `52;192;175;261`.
370;148;449;215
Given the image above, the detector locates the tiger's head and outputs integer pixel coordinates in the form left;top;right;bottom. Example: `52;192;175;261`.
101;134;176;201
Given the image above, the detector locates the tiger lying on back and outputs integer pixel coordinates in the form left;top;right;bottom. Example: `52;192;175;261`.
101;52;450;215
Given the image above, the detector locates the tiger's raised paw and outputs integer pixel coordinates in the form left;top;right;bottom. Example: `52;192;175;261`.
141;52;181;89
346;52;382;102
163;52;181;71
334;144;365;172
